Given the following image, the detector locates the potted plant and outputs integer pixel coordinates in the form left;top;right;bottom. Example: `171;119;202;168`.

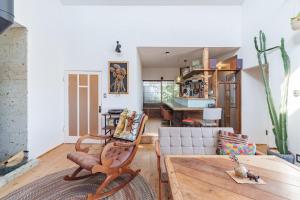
291;12;300;31
254;31;295;164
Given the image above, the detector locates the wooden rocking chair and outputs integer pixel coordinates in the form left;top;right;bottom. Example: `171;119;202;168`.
64;113;148;200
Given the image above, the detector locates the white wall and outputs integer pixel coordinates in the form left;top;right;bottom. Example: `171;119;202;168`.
14;0;65;159
142;68;179;80
62;5;242;114
241;0;300;155
13;2;242;158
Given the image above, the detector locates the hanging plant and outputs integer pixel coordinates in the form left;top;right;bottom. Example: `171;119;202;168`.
291;12;300;30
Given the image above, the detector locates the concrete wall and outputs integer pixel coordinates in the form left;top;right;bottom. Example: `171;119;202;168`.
0;27;27;161
240;0;300;155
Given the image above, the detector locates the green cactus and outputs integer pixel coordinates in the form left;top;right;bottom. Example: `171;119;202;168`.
254;31;290;155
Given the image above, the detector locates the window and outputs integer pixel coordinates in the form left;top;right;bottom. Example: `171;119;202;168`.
143;80;179;104
143;81;161;104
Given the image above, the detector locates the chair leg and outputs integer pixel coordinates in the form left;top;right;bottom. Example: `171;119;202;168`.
88;168;140;200
159;178;162;200
121;168;141;177
87;173;119;200
64;167;93;181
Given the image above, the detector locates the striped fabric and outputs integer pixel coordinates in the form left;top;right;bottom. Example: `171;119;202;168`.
219;142;256;155
217;130;249;154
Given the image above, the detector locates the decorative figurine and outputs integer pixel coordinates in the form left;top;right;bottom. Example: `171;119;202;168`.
115;41;122;53
247;171;260;182
230;154;261;182
230;155;248;178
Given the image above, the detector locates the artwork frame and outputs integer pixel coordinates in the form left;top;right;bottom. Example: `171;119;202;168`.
108;61;129;94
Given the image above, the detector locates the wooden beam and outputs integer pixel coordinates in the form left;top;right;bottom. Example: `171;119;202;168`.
202;48;209;98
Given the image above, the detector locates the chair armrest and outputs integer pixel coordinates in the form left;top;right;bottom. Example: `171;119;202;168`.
75;135;112;152
155;140;162;182
113;141;137;148
155;140;161;158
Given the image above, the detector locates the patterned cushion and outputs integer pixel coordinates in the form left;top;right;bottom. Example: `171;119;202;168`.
113;109;143;142
217;130;248;152
219;142;256;155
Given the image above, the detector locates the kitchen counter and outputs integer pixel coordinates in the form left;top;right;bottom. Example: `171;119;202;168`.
164;101;204;111
174;97;215;108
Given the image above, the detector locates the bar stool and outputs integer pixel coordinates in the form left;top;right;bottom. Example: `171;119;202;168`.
160;106;173;126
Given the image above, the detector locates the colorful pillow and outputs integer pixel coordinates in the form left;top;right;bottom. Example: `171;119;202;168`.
219;142;256;155
217;131;249;150
113;109;144;142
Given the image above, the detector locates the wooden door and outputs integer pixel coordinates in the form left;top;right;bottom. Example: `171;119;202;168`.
65;72;101;142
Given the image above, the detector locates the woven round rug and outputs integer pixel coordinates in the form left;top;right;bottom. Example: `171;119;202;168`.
1;168;156;200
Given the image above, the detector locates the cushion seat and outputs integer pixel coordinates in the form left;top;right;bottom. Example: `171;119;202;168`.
67;151;100;171
101;144;134;168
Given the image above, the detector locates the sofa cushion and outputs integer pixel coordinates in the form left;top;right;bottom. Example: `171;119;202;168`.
220;142;256;155
217;131;249;152
158;127;234;179
159;127;234;155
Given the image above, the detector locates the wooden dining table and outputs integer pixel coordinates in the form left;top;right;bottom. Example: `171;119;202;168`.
165;155;300;200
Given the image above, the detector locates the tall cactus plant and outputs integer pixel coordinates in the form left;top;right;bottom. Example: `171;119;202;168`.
254;31;291;155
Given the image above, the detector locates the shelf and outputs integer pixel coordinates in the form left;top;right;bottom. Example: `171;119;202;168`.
217;69;241;71
182;69;241;80
182;69;215;80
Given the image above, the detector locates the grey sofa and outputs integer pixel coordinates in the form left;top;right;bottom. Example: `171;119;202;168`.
155;127;234;200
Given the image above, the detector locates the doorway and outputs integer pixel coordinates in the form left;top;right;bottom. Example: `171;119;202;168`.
64;71;102;143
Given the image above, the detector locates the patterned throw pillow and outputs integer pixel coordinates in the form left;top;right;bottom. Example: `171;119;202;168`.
113;109;144;142
217;131;249;150
220;142;256;155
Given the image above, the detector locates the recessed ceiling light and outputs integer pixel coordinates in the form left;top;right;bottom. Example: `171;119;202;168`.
165;51;170;55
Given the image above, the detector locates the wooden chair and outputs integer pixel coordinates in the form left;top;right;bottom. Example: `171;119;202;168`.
160;106;173;126
64;114;148;200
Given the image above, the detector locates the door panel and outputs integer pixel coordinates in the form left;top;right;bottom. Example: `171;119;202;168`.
79;74;88;86
90;75;99;136
66;72;101;141
68;74;78;136
79;87;88;136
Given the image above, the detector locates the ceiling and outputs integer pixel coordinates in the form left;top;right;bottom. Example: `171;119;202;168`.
61;0;244;6
138;47;239;68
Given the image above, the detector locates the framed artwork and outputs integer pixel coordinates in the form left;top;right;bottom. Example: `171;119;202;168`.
108;61;129;94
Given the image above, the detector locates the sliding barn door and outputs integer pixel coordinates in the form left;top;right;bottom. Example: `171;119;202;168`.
65;72;101;142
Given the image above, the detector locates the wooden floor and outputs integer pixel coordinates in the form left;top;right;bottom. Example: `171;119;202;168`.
0;144;162;199
144;118;164;136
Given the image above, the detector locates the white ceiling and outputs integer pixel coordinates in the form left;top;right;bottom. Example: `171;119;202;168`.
138;47;239;68
61;0;244;6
